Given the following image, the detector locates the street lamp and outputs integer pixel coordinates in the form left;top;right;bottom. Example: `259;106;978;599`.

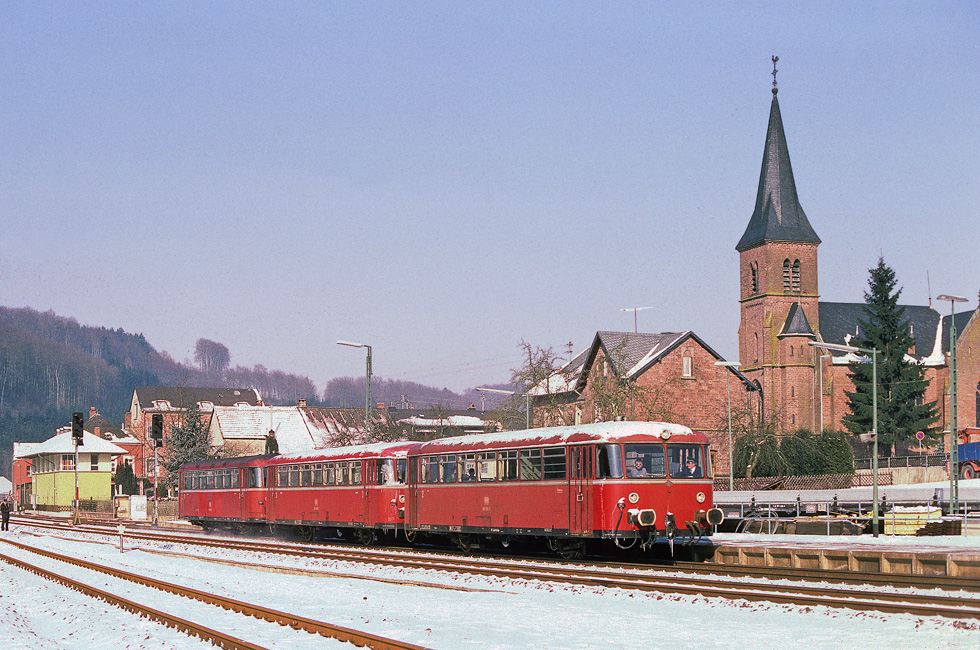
476;387;531;430
337;341;373;442
810;341;880;537
714;361;740;491
937;294;968;515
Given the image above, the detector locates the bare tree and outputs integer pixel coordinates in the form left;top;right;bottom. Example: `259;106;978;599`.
194;339;230;378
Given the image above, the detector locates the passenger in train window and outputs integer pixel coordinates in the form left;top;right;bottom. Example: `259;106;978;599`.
628;458;649;478
462;467;476;482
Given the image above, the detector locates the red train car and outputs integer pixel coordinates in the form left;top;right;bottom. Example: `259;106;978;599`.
407;421;723;558
179;441;414;542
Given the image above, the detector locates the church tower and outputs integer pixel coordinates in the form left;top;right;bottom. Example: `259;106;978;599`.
737;60;821;432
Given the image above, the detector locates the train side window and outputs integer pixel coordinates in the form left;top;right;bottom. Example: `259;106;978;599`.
288;465;299;487
477;452;496;481
230;470;239;489
246;467;259;488
440;455;457;483
339;463;350;486
219;470;230;489
352;461;362;485
498;450;519;481
300;465;312;487
205;471;215;490
542;448;566;480
458;454;477;482
422;456;440;484
396;458;407;483
518;449;542;480
325;463;335;485
312;464;323;486
596;445;624;479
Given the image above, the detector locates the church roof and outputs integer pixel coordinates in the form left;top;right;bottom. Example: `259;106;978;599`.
736;90;821;252
778;303;815;338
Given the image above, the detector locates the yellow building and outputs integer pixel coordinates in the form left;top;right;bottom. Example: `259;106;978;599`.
24;430;126;510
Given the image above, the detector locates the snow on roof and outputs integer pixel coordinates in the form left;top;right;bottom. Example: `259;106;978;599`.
212;406;316;454
13;442;40;459
415;421;699;454
23;431;127;458
398;415;487;427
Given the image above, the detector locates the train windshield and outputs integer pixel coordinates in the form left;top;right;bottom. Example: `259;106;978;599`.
624;444;667;478
667;444;707;478
378;458;407;485
596;445;624;478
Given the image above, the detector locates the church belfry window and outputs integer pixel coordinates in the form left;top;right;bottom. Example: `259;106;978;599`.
792;259;801;292
783;259;791;292
750;262;758;294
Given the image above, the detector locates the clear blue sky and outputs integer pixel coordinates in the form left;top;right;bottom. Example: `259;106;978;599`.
2;3;977;394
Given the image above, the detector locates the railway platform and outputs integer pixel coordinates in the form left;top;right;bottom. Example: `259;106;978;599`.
706;532;980;578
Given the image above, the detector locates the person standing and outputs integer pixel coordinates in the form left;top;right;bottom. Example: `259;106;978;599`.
1;498;11;531
264;430;279;455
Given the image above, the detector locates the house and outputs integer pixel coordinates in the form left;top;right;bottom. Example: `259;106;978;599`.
12;442;38;509
208;401;397;455
389;405;500;440
534;330;755;478
22;430;126;511
123;386;262;479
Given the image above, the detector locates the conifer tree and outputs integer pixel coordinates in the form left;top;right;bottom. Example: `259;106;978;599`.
843;258;939;455
160;407;221;491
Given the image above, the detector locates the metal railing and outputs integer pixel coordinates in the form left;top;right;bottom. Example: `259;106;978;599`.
853;453;948;471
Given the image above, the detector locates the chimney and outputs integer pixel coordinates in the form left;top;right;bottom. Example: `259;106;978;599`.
298;399;307;407
90;406;98;418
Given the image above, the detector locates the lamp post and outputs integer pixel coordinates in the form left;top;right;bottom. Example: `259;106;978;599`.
337;341;373;442
937;294;967;515
476;387;531;430
810;341;880;537
714;361;740;491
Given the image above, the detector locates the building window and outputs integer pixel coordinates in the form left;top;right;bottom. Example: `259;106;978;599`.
792;259;801;292
682;354;693;377
750;262;758;294
791;386;795;397
90;455;99;471
754;333;760;364
575;407;582;425
61;455;75;471
783;259;791;292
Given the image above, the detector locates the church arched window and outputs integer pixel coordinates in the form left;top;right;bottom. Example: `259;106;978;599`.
783;259;791;292
792;259;801;292
754;333;760;364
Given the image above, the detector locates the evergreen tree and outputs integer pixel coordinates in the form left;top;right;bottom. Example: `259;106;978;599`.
842;258;939;456
160;408;221;491
113;462;140;495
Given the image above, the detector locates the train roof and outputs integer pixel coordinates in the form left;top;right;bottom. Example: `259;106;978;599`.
179;440;418;471
411;421;702;454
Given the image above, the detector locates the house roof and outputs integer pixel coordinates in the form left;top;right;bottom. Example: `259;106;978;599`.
133;386;261;410
573;331;755;392
210;405;395;452
300;406;394;448
736;91;820;252
85;413;140;445
13;442;40;460
23;431;127;458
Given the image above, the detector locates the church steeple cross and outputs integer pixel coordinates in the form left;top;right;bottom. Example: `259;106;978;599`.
772;55;779;95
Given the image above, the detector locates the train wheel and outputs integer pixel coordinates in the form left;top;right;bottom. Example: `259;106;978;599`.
298;525;316;542
453;533;476;554
554;539;586;560
355;529;375;546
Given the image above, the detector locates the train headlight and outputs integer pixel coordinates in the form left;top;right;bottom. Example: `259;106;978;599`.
628;492;639;504
696;492;706;503
706;508;725;526
399;495;406;504
627;508;657;527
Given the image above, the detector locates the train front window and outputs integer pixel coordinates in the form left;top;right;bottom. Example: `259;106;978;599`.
246;467;261;488
396;458;407;483
596;445;624;479
378;459;397;485
624;444;666;478
667;444;705;478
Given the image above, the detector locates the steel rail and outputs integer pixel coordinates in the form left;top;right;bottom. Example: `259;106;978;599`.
0;538;431;650
17;516;980;619
0;550;269;650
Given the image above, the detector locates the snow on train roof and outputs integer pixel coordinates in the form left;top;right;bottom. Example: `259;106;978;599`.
415;421;699;453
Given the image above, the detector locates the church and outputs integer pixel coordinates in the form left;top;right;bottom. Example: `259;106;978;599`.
735;72;980;449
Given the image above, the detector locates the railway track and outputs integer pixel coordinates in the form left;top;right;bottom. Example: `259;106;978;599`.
0;535;431;650
13;516;980;621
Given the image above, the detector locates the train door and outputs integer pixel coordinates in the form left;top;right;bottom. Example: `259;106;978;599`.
243;464;267;521
363;459;376;526
569;445;593;535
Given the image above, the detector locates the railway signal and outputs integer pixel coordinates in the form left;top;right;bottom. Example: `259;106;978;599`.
151;413;164;447
71;412;84;446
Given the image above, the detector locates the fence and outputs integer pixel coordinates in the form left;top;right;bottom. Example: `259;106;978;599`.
714;472;893;492
853;453;948;471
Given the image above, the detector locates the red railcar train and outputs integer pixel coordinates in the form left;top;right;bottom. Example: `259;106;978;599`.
179;421;723;557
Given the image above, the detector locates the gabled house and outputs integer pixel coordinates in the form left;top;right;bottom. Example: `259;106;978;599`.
22;430;126;511
533;330;755;478
389;405;500;440
123;387;262;479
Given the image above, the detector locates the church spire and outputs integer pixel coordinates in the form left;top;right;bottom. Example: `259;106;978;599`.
736;58;820;252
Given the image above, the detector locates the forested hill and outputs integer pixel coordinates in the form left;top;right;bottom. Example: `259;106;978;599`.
0;306;319;473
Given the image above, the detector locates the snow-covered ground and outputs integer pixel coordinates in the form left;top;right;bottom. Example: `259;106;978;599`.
1;527;978;650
